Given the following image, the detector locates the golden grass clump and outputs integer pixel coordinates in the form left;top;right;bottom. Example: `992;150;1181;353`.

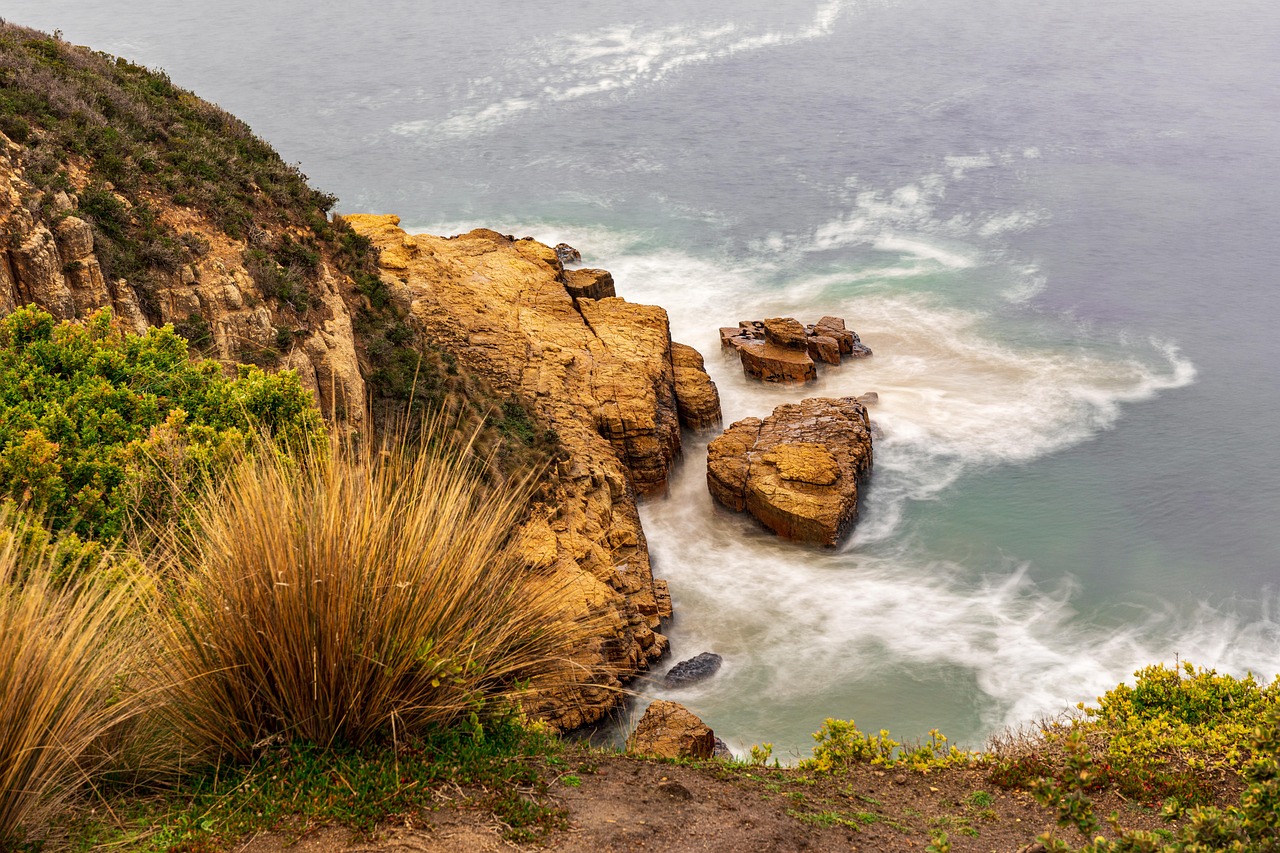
0;512;146;845
158;429;581;761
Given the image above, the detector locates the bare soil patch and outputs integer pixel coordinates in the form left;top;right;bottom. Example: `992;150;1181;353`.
236;746;1182;853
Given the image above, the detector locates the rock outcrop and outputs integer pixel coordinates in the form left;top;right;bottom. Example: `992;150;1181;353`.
706;397;873;546
670;343;722;430
0;133;366;429
345;214;722;729
626;700;717;760
720;315;871;383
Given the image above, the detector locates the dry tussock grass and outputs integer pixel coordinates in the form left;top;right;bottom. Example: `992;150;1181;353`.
156;428;587;760
0;512;146;845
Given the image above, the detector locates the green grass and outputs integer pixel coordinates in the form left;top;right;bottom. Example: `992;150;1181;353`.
63;716;567;851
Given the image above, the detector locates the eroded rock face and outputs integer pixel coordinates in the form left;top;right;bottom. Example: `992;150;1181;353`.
720;315;871;383
670;342;722;430
0;132;366;430
706;397;873;546
345;214;722;729
626;700;716;760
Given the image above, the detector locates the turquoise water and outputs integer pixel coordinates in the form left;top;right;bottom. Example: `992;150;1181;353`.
12;0;1279;757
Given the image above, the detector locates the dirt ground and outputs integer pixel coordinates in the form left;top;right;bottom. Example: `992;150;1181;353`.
235;747;1179;853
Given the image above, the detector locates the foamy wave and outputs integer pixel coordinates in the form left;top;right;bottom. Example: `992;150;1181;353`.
391;1;856;141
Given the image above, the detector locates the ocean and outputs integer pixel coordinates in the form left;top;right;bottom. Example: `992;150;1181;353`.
9;0;1279;759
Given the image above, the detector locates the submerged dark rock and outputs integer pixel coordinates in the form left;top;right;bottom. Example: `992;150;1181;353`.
663;652;723;688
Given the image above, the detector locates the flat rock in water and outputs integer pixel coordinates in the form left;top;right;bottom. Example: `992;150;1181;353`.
663;652;723;688
706;396;873;546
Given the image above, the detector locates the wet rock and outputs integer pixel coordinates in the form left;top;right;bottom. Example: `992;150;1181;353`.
663;652;723;688
761;317;809;349
554;242;582;265
627;700;717;759
856;391;879;406
670;342;722;429
721;315;871;383
706;397;873;546
713;737;734;760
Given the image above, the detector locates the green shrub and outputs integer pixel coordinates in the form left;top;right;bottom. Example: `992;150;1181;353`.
1033;704;1280;852
800;719;977;774
0;306;325;545
993;663;1280;806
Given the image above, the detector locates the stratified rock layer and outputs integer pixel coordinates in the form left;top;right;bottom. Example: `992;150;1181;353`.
0;133;366;429
346;214;722;729
706;397;873;546
720;315;871;383
626;700;717;760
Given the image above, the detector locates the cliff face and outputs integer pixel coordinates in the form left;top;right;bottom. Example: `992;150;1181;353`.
345;215;721;729
0;134;366;427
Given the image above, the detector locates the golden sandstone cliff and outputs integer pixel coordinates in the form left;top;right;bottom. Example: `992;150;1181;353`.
345;215;721;729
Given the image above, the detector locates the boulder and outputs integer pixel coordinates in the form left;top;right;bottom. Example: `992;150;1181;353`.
554;242;581;266
562;268;616;300
736;340;818;383
721;315;870;383
626;700;716;760
663;652;723;688
761;317;808;349
706;397;873;546
670;342;722;430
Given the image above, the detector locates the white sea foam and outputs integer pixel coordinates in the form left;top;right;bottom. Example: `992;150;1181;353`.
641;439;1279;757
390;1;857;142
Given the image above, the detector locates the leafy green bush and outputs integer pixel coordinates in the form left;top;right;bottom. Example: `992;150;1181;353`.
1033;704;1280;852
0;306;325;545
800;718;977;774
992;662;1280;806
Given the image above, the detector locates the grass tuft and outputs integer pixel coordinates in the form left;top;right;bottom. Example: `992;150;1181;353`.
0;509;146;847
154;423;586;761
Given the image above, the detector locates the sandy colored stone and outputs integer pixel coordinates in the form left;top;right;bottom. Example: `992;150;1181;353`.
762;316;808;349
707;397;873;546
761;442;840;486
626;700;716;759
670;341;722;429
737;339;818;383
562;268;616;300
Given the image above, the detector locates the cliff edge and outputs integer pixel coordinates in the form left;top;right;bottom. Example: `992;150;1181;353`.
345;215;720;728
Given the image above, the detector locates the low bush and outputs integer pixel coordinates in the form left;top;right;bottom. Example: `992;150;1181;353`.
990;662;1280;806
801;718;978;774
0;306;325;547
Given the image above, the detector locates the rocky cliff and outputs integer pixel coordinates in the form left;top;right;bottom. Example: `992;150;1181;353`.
345;215;720;728
0;135;366;428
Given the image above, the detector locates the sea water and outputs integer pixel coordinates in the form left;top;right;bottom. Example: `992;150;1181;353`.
11;0;1280;759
